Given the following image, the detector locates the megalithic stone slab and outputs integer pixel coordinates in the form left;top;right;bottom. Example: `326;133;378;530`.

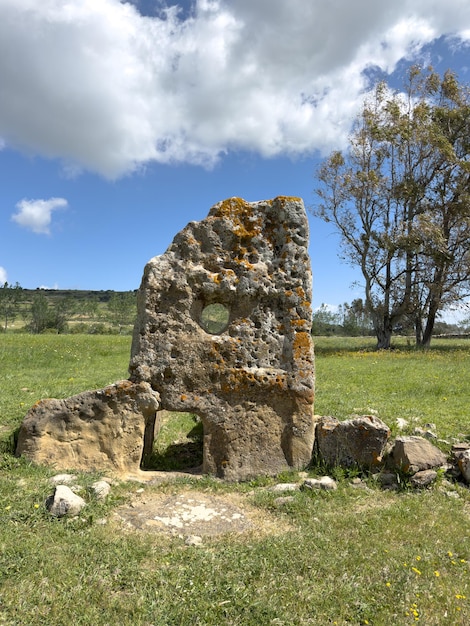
16;381;160;474
129;196;316;480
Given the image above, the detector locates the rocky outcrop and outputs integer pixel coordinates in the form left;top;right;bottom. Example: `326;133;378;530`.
129;196;316;480
16;381;159;474
315;415;390;468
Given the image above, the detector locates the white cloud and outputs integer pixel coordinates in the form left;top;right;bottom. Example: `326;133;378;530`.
11;197;68;235
0;267;7;284
0;0;469;177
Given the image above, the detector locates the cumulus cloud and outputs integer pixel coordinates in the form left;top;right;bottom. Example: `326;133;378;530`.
0;0;469;178
11;197;68;235
0;267;7;284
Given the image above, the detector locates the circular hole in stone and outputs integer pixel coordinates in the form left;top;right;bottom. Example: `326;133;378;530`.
200;303;230;334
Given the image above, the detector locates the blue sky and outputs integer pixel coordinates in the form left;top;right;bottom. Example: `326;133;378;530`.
1;1;470;312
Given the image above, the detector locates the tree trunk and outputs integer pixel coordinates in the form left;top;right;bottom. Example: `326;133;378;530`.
375;322;393;349
419;303;439;348
414;315;424;345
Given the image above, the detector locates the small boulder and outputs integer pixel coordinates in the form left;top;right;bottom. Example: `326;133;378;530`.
49;474;77;485
375;471;399;490
392;436;447;473
90;480;112;501
269;483;300;492
458;449;470;483
185;535;203;547
303;476;337;491
410;469;438;489
274;496;296;505
46;485;86;518
316;415;390;468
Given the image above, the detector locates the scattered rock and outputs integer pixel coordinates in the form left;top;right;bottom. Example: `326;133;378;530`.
303;476;337;491
316;415;390;468
185;535;203;546
392;436;447;473
274;496;296;506
410;469;438;489
413;427;438;440
350;478;370;490
395;418;409;431
376;472;399;489
452;442;470;460
90;480;111;500
269;483;299;492
458;449;470;483
49;474;77;485
45;485;86;518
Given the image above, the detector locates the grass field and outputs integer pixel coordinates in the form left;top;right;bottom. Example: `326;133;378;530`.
0;334;469;625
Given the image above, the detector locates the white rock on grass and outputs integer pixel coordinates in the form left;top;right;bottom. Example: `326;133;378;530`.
185;535;203;546
49;474;77;485
269;483;300;492
90;480;111;501
46;485;86;518
303;476;338;491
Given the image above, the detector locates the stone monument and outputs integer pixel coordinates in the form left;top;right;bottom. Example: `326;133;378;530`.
16;196;316;480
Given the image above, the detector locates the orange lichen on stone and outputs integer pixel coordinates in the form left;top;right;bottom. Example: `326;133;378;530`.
221;367;288;394
214;197;263;239
293;332;312;361
276;195;302;203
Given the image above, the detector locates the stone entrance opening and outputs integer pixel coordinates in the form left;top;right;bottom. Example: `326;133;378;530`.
140;410;203;472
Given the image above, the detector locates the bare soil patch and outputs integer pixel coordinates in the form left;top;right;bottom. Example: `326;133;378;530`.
113;481;293;539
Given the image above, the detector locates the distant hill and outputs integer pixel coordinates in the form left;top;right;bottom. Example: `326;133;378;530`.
21;289;137;303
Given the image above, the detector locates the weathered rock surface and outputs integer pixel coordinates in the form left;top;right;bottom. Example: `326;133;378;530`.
458;449;470;483
410;469;438;489
49;474;77;485
16;381;160;474
269;483;300;492
16;197;314;481
303;476;338;491
46;485;86;517
90;480;112;500
315;415;390;468
392;436;447;473
129;196;316;480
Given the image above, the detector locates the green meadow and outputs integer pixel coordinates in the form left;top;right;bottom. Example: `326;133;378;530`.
0;334;469;625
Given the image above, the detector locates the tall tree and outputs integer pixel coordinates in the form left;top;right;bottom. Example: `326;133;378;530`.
0;282;23;331
29;292;50;334
107;292;136;333
314;67;470;348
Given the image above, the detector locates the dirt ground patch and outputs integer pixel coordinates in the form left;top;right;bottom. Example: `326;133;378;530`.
113;488;292;539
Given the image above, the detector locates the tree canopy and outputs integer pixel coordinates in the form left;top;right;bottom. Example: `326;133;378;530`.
314;66;470;348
